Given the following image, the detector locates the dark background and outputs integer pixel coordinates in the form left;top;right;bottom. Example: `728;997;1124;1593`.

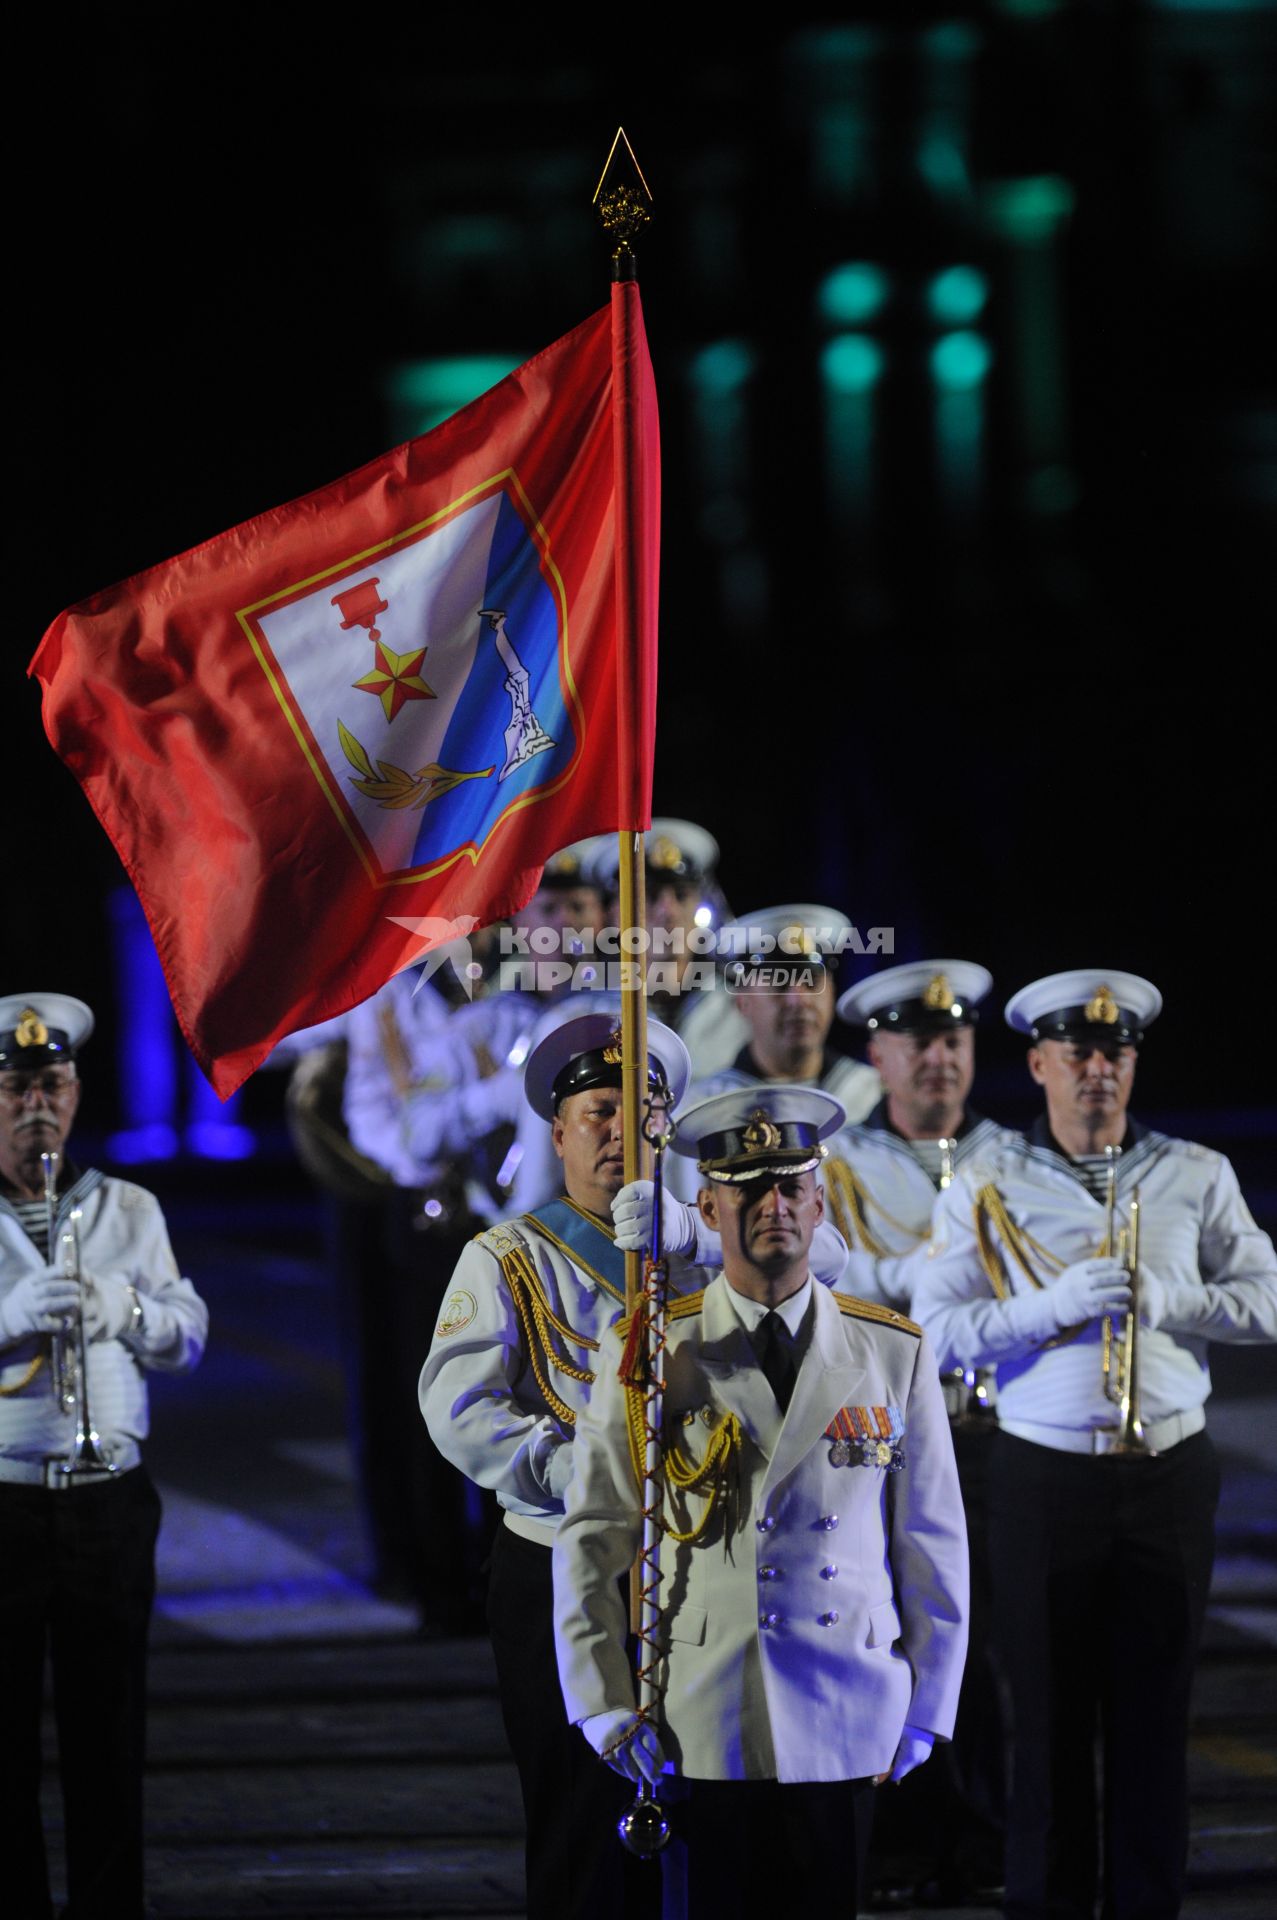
7;3;1275;1183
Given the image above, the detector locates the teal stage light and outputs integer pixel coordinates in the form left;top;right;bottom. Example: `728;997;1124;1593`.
387;356;527;436
690;340;757;395
931;332;992;391
823;334;885;395
819;264;890;327
928;266;989;326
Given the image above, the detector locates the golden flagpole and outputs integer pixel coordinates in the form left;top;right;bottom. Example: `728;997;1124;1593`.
594;128;655;1324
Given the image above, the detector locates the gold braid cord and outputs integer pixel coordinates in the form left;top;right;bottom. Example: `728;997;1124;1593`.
620;1291;743;1547
972;1182;1067;1298
658;1412;743;1544
617;1280;742;1719
499;1245;598;1427
0;1349;45;1396
824;1157;924;1257
972;1183;1109;1350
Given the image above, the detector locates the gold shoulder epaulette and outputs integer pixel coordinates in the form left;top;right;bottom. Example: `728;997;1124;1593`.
667;1289;706;1321
473;1219;532;1258
832;1291;923;1337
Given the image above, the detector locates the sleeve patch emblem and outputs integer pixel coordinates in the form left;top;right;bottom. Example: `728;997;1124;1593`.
437;1289;478;1337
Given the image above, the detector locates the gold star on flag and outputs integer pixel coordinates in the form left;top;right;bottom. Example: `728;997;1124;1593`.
353;642;436;723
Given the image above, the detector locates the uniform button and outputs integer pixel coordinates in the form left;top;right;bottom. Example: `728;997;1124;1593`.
758;1565;780;1581
819;1610;840;1627
757;1515;776;1534
819;1514;839;1532
759;1610;782;1630
820;1564;838;1580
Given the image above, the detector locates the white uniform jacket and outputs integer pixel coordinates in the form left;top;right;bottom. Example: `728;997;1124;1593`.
345;974;539;1195
912;1119;1277;1438
553;1274;969;1783
1;1170;207;1471
420;1197;698;1546
825;1106;1016;1309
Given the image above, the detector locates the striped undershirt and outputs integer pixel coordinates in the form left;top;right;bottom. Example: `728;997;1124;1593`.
9;1200;49;1261
1071;1154;1114;1202
905;1139;946;1184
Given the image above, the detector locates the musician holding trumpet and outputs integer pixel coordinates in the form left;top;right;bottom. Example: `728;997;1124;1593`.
913;969;1277;1920
0;992;207;1920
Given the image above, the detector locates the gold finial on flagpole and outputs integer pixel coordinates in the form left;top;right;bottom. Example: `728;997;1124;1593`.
593;126;653;280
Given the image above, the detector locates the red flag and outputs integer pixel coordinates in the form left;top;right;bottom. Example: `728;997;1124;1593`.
31;299;660;1096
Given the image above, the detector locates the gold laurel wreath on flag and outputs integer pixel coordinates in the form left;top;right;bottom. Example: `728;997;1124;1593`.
337;720;494;811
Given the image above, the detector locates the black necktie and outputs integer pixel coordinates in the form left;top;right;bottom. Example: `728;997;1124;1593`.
754;1311;797;1414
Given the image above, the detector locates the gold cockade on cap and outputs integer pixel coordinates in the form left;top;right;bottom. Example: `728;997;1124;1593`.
650;834;682;871
602;1027;625;1064
15;1009;48;1049
1085;985;1120;1025
742;1110;783;1153
782;924;817;956
923;973;955;1011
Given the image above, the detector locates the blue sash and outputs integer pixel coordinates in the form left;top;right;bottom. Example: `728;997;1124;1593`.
525;1196;626;1303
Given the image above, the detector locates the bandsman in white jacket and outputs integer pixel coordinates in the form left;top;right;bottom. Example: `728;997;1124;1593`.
832;958;1014;1900
553;1086;969;1917
0;992;207;1920
913;969;1277;1920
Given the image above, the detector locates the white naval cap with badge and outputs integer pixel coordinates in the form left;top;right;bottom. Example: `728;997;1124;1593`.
837;959;993;1032
1004;970;1162;1047
0;995;95;1073
719;904;855;983
538;835;614;892
523;1008;692;1122
669;1085;909;1471
671;1084;847;1180
582;819;720;896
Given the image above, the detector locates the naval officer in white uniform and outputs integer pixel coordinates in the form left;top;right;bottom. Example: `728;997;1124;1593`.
828;959;1008;1311
913;969;1277;1920
832;959;1013;1899
553;1086;969;1918
666;905;881;1212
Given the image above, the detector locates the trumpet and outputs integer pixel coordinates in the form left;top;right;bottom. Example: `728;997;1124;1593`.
40;1150;74;1412
58;1207;116;1477
1101;1145;1154;1456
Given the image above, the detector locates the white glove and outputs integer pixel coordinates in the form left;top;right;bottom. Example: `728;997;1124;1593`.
582;1709;666;1786
1047;1257;1131;1332
81;1272;140;1343
880;1724;935;1783
0;1267;80;1342
611;1181;696;1258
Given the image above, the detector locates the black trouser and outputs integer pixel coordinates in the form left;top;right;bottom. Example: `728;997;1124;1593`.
327;1190;494;1625
486;1522;660;1920
679;1774;875;1919
0;1467;161;1920
988;1429;1219;1920
867;1415;1005;1892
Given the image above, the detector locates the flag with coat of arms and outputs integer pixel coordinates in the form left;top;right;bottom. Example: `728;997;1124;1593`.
30;290;659;1097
